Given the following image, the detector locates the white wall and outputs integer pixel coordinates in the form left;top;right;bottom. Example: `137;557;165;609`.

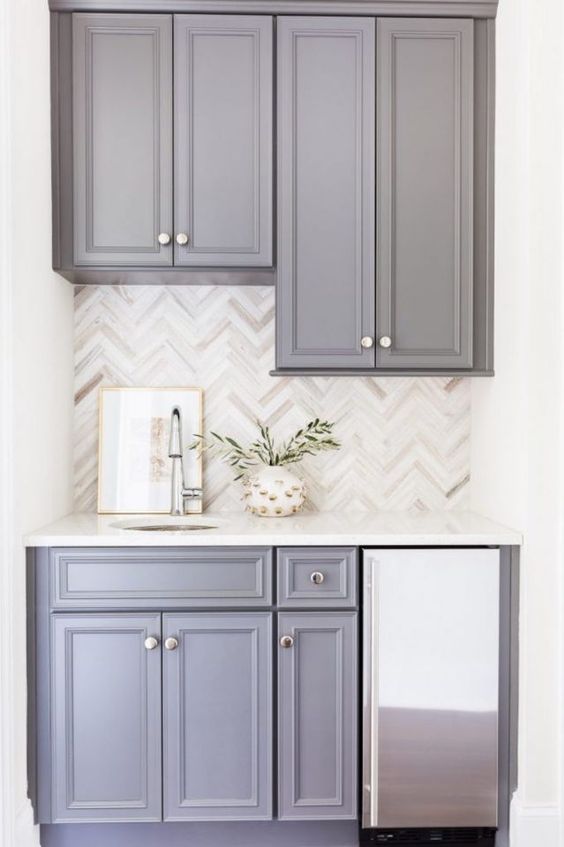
0;0;75;844
471;0;564;842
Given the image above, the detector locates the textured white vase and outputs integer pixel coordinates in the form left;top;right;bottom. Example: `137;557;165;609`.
243;465;306;517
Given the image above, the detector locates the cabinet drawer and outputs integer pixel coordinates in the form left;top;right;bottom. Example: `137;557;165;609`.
277;548;357;608
49;547;272;608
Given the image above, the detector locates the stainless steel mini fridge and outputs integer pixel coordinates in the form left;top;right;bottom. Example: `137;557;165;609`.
362;548;500;830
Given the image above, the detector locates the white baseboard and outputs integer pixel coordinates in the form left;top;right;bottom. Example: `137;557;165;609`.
15;800;39;847
510;795;561;847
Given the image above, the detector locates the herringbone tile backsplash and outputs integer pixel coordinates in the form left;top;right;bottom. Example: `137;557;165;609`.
74;285;471;513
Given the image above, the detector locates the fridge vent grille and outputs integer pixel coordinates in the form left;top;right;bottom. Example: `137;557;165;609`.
360;829;496;846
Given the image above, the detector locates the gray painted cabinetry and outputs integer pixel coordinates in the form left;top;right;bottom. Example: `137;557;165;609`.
278;612;357;820
51;613;162;822
30;546;359;829
72;14;173;268
52;2;496;375
57;13;273;275
276;17;376;370
276;15;487;374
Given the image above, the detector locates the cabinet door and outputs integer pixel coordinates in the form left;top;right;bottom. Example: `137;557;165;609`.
278;612;357;820
51;613;162;822
163;612;272;820
174;16;273;267
72;14;173;266
376;18;474;369
277;18;375;369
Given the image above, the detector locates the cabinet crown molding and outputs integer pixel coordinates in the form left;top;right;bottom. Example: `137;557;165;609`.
48;0;499;19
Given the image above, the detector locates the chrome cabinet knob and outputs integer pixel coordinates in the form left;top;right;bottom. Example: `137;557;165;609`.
310;571;325;585
176;233;189;246
360;336;374;349
157;232;171;246
165;636;179;651
144;636;159;650
379;336;392;349
280;635;294;649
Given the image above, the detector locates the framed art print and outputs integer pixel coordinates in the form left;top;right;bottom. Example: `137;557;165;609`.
97;387;203;514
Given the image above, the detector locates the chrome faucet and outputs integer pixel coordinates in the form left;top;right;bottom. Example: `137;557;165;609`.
168;406;203;516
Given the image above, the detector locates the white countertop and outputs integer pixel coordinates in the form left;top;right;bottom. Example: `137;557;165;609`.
24;510;522;547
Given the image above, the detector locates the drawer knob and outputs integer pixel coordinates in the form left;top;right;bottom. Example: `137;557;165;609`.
144;636;159;651
379;336;392;349
360;336;374;349
165;637;179;651
310;571;325;585
176;233;189;246
157;232;171;246
280;635;294;649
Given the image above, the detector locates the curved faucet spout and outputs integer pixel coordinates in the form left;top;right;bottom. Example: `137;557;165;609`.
168;406;183;459
168;405;203;515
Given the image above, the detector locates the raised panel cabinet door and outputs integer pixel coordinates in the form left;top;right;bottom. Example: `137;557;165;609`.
174;16;273;267
278;612;358;819
51;613;162;822
277;17;375;369
376;18;474;369
72;14;173;266
163;612;273;820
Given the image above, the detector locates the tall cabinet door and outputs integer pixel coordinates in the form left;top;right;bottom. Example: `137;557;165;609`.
278;612;357;819
276;18;375;369
72;14;173;266
51;614;162;822
174;16;273;267
163;612;273;820
376;18;474;369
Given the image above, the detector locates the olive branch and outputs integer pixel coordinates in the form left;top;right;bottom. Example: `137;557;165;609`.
189;419;341;481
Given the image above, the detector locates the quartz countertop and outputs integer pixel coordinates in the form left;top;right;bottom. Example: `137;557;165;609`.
24;510;522;547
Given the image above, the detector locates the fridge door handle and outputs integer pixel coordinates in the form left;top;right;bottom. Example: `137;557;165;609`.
362;556;378;828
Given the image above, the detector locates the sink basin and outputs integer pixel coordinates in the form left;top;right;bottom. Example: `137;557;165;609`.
111;519;217;533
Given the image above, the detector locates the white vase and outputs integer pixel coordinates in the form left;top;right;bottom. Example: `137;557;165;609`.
243;465;306;517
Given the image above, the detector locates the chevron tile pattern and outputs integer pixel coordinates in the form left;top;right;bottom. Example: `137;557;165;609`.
74;285;471;513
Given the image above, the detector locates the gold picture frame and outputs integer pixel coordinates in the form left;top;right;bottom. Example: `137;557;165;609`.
97;386;203;515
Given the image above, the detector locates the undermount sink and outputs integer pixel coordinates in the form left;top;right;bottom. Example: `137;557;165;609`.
111;519;218;533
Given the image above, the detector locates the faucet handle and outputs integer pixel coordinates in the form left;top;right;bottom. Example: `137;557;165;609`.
182;487;203;500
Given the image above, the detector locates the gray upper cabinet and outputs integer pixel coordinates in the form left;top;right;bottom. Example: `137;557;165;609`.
52;4;495;373
174;15;273;267
376;18;475;369
72;14;173;267
163;612;273;821
51;613;162;822
276;17;376;370
278;611;357;820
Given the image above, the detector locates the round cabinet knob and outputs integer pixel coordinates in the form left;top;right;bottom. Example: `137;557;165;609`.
144;636;159;651
360;336;374;349
176;233;189;246
379;336;392;349
165;636;179;651
157;232;171;246
310;571;325;585
279;635;294;649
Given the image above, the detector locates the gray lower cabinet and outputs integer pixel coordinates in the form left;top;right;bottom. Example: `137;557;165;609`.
174;15;273;267
51;613;162;822
376;18;475;369
276;16;376;370
72;14;173;267
163;612;273;821
277;612;358;820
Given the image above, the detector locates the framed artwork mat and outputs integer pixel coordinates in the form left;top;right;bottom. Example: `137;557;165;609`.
97;387;203;514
